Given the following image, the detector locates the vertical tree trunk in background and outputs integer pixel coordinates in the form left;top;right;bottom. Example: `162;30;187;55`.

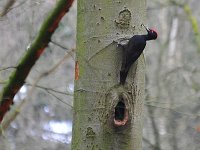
72;0;146;149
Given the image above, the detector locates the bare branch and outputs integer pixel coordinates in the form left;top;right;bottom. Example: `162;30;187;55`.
51;40;69;50
0;0;16;17
25;83;73;96
0;49;74;133
46;90;73;108
0;66;17;71
9;0;27;11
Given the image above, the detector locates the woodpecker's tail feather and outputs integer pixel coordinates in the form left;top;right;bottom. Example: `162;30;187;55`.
120;70;128;85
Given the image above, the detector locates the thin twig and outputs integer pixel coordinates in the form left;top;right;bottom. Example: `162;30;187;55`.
0;66;17;71
9;0;27;11
51;40;69;50
0;49;74;135
25;83;73;96
0;0;16;17
46;90;73;108
145;103;200;118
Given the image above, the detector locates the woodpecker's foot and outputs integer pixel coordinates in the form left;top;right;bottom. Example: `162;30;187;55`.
115;38;129;47
117;43;124;49
118;40;128;46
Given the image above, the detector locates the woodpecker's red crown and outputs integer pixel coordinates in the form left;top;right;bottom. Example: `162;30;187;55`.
147;28;157;39
142;24;158;40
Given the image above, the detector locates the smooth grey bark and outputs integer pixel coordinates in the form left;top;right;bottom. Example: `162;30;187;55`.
72;0;146;149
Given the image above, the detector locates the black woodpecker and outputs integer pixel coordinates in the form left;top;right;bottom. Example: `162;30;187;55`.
119;24;157;85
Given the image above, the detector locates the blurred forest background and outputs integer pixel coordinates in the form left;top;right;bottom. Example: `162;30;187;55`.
0;0;200;150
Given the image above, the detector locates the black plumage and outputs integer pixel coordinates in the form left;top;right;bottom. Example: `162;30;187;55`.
119;24;157;84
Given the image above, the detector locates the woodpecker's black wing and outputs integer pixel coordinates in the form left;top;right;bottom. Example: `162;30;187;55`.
120;35;146;84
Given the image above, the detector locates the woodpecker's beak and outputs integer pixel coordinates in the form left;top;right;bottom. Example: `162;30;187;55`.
141;24;150;32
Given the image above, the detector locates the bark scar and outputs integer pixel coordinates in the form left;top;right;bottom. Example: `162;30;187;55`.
75;61;79;80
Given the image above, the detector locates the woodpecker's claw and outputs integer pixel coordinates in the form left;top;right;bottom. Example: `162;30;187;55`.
117;43;124;49
117;38;129;47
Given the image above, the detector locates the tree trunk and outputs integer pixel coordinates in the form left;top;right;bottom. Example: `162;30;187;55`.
72;0;146;149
